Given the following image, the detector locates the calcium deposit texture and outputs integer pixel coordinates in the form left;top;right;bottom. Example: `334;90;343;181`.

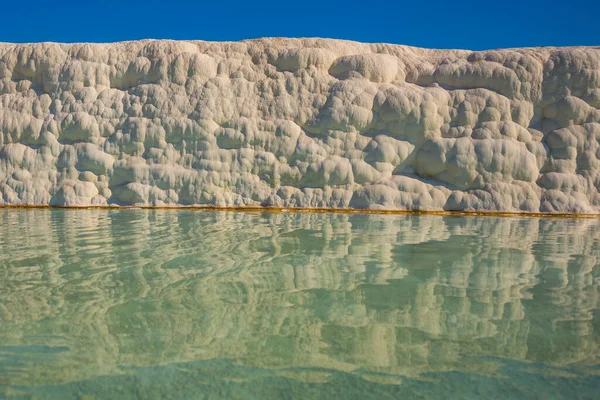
1;39;599;213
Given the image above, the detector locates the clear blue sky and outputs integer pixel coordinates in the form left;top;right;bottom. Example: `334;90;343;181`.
2;0;598;50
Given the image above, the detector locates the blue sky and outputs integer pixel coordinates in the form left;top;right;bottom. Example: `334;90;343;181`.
2;0;598;50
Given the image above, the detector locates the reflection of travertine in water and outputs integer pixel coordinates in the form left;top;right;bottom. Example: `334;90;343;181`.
0;210;598;388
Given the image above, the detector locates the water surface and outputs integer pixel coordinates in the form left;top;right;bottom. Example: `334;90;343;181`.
0;209;598;399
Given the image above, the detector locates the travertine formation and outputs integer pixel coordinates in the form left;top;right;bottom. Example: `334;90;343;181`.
1;39;599;213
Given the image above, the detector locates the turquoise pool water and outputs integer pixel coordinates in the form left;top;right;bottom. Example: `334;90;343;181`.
0;209;598;399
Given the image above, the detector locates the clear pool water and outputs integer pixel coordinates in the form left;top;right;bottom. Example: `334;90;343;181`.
0;209;598;399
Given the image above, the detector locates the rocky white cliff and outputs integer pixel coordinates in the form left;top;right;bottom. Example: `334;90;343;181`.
0;39;599;213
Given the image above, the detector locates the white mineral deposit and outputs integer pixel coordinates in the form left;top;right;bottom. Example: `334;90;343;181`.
0;39;599;213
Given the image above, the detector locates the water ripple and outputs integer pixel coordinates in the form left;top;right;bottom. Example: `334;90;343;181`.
0;209;598;399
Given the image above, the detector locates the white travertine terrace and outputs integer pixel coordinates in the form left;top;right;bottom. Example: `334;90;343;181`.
0;38;599;213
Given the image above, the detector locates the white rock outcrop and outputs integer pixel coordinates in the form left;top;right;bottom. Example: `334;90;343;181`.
0;39;599;213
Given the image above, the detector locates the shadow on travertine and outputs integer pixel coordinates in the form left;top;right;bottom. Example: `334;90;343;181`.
0;209;598;393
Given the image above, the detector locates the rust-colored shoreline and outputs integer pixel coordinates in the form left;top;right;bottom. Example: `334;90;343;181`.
0;205;599;219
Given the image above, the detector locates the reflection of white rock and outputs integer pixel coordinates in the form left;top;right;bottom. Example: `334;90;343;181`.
0;210;597;386
1;40;599;213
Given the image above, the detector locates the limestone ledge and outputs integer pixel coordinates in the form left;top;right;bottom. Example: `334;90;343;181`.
0;39;599;213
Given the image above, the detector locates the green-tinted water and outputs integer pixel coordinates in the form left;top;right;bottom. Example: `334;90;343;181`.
0;209;598;399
